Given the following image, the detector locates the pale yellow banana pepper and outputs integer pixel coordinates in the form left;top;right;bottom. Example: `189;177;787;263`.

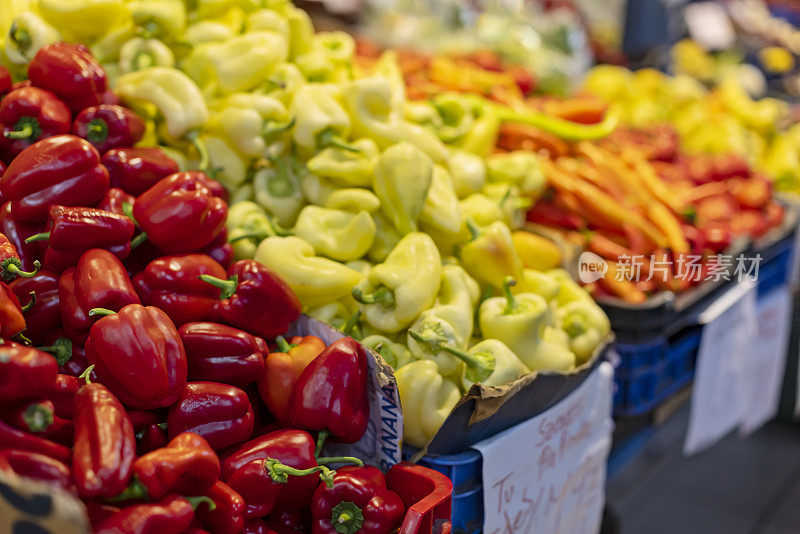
396;360;461;448
293;206;376;262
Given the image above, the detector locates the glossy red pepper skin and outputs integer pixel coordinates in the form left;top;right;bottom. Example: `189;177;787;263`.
0;449;74;492
51;373;79;419
59;250;141;342
0;86;71;159
0;202;46;270
289;337;369;444
180;322;267;387
244;519;282;534
311;466;405;534
73;382;135;499
226;459;286;519
0;281;26;337
0;419;71;463
167;381;254;450
85;304;187;410
195;480;246;534
10;270;60;344
266;510;311;534
97;187;136;216
223;429;321;513
132;432;221;501
73;105;145;153
129;410;168;456
208;260;301;339
95;495;195;534
40;205;136;272
0;65;11;98
188;170;229;203
133;254;228;326
5;399;74;446
28;43;107;112
201;230;234;270
0;341;57;401
103;147;180;196
0;231;24;282
133;171;227;254
0;135;110;222
55;332;91;377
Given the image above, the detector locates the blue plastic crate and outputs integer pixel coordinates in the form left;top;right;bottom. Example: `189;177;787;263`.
757;234;794;296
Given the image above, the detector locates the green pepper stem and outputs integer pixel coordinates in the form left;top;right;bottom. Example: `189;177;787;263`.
18;291;35;312
491;101;619;141
263;457;335;485
330;501;365;534
107;477;149;503
315;456;364;468
122;202;136;224
185;495;216;511
79;364;96;385
340;310;361;338
265;157;295;198
13;333;32;345
351;286;395;309
408;329;447;354
439;343;495;383
130;232;148;250
502;276;519;315
4;124;33;139
315;429;329;457
198;274;238;301
25;232;50;243
9;23;32;57
131;49;156;71
275;335;292;353
37;337;72;367
317;129;361;153
465;218;482;241
187;130;210;172
88;308;117;317
262;117;296;142
0;258;40;281
86;118;109;144
22;402;53;432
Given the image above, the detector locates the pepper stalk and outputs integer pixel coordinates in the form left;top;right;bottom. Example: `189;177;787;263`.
408;330;495;383
0;259;40;282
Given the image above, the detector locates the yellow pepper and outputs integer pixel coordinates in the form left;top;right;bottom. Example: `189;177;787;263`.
557;300;610;364
306;138;378;187
548;269;595;307
246;9;289;38
486;151;546;197
226;200;274;261
459;220;522;290
118;38;174;74
254;236;362;308
362;335;414;371
91;22;136;63
183;31;288;95
367;212;401;264
261;62;305;106
512;231;562;271
128;0;186;37
186;0;232;21
4;11;60;65
447;149;486;199
299;173;379;213
183;20;236;45
37;0;126;41
395;360;461;448
293;206;376;262
206;95;289;158
482;183;528;230
252;155;306;227
459;194;504;227
418;165;462;236
289;83;356;155
406;264;479;376
455;339;529;390
284;5;314;59
353;232;441;333
513;269;560;301
372;142;433;236
201;135;247;189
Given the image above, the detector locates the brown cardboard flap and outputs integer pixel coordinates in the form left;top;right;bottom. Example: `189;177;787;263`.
0;469;88;534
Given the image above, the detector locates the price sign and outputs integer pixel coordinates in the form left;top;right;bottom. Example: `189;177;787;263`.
473;363;614;534
684;282;757;455
740;287;792;434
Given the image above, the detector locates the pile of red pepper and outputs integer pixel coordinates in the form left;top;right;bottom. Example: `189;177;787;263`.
0;43;418;534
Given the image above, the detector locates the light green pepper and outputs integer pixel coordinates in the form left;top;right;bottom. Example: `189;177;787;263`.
395;360;461;448
4;12;61;65
486;151;546;197
245;9;289;38
548;269;595;307
184;21;236;45
118;38;174;74
447;149;487;199
362;335;414;370
201;135;248;189
227;200;275;260
557;300;610;364
514;269;560;301
293;206;376;262
299;173;380;213
252;155;306;227
456;339;529;390
419;165;462;236
261;62;305;106
367;212;401;264
306;138;378;187
372;142;433;236
290;83;357;155
128;0;186;36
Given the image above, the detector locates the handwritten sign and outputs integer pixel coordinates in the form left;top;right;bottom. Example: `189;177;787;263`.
473;362;614;534
740;286;792;434
684;282;757;455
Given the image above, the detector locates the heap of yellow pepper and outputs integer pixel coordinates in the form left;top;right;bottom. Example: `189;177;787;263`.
1;0;611;448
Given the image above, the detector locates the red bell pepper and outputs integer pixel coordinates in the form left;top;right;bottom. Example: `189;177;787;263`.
85;304;187;409
0;419;71;463
49;332;91;377
200;259;301;339
73;104;145;153
95;495;212;534
180;322;267;387
5;399;74;446
0;202;46;271
310;466;405;534
223;429;347;515
51;373;79;419
167;381;254;450
201;229;234;270
0;340;57;400
28;42;107;112
59;249;141;341
266;510;312;534
102;146;180;196
133;171;227;254
195;480;247;534
1;280;28;338
73;380;136;499
0;231;40;282
289;337;370;444
129;410;169;456
258;335;326;426
0;86;71;159
0;449;74;492
133;254;228;326
28;205;137;272
0;65;11;98
243;519;282;534
0;134;110;222
97;187;136;216
111;432;221;502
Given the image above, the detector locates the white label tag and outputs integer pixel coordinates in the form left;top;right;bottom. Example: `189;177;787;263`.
473;363;614;534
740;286;792;434
685;282;757;455
684;2;736;50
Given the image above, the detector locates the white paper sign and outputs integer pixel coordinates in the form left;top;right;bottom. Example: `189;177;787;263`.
684;282;757;455
740;286;792;434
473;363;614;534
